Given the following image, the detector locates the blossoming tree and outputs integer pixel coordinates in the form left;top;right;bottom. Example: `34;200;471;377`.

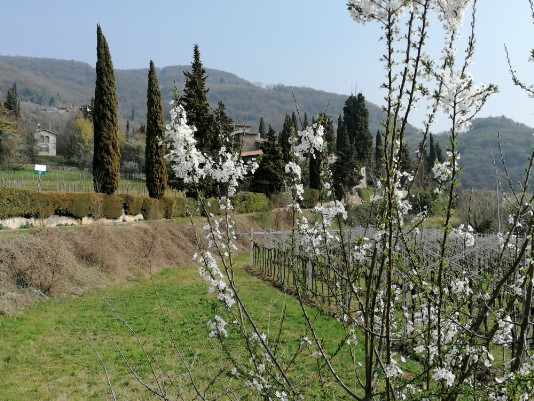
158;1;534;400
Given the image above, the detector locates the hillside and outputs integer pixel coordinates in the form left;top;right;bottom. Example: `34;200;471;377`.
434;116;534;190
2;56;533;190
0;55;398;134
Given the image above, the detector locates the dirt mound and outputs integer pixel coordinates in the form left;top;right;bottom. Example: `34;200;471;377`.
0;216;261;315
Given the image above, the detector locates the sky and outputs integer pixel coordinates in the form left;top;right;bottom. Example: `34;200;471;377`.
2;1;534;132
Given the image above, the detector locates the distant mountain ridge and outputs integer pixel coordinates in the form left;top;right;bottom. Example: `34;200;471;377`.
1;55;533;190
0;55;395;134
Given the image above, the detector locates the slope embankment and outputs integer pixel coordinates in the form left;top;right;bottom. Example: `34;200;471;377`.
0;216;262;315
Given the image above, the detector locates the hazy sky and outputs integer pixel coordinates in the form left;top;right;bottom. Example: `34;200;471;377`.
2;1;534;132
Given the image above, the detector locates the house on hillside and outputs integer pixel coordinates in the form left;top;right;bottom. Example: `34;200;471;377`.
34;127;57;156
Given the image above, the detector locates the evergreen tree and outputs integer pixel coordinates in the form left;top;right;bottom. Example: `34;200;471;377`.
279;115;293;164
145;60;167;199
181;44;216;155
291;111;299;134
93;24;120;194
374;131;383;177
258;116;266;138
302;112;309;129
249;127;285;196
435;142;444;163
181;44;220;196
400;144;412;172
213;101;235;153
342;93;372;166
324;115;336;155
309;113;330;191
332;126;360;201
336;115;344;153
5;83;20;118
427;133;436;173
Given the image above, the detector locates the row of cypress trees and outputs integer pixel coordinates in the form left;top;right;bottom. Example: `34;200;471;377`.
93;25;168;199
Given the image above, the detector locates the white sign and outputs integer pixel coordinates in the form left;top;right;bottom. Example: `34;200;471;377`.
34;164;47;172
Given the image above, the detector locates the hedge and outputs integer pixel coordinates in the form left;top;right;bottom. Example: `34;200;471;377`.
0;188;271;222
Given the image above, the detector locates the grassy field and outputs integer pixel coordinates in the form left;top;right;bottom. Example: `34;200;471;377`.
0;167;183;197
0;253;359;400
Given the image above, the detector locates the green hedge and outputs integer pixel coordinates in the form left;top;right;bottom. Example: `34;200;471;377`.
0;189;270;222
118;194;144;216
232;193;270;213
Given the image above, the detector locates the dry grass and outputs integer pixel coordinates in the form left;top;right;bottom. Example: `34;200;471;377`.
0;216;263;315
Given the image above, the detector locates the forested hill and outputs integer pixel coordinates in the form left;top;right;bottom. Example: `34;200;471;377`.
2;55;532;190
435;116;534;190
0;55;401;134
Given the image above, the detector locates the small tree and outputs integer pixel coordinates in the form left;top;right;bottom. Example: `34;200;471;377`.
145;60;167;199
93;24;120;194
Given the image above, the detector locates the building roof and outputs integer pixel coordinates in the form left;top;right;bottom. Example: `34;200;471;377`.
241;150;262;157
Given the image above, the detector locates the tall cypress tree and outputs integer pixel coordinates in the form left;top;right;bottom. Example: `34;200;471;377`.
93;24;120;194
374;131;383;177
427;133;437;173
291;111;299;134
279;115;293;164
145;60;167;199
343;93;372;166
258;116;266;138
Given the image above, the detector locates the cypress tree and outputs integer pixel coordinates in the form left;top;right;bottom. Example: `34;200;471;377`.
374;131;383;177
145;60;167;199
5;83;20;118
213;101;235;153
93;24;120;194
427;133;437;173
324;115;336;155
279;115;293;164
343;93;372;166
258;116;266;138
309;114;330;191
302;112;309;130
291;111;299;134
249;126;285;196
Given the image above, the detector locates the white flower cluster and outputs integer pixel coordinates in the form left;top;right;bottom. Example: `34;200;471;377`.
165;100;256;196
196;251;235;309
432;367;455;387
451;224;475;247
208;315;228;338
293;123;325;159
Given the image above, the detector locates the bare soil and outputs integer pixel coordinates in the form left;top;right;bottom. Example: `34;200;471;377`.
0;216;263;315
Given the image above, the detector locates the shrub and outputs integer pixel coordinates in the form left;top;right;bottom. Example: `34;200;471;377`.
162;197;176;219
301;188;320;209
141;198;164;220
119;194;144;216
174;196;199;217
357;187;371;203
231;193;270;213
347;203;378;227
102;194;123;219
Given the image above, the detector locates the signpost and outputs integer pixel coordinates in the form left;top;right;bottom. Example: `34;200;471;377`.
34;164;47;192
